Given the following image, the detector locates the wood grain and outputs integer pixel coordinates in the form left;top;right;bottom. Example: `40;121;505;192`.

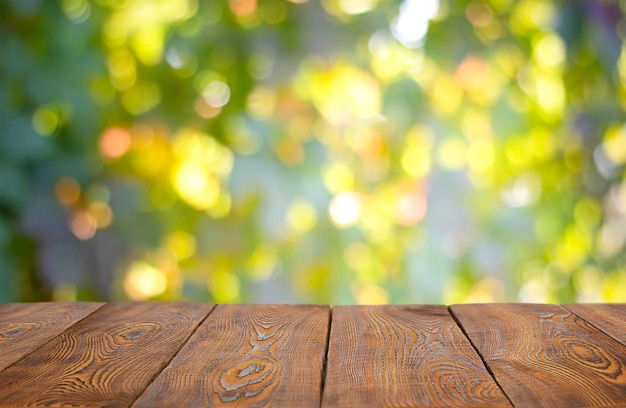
321;305;511;407
133;304;330;407
0;302;213;407
0;302;103;372
451;303;626;407
563;304;626;346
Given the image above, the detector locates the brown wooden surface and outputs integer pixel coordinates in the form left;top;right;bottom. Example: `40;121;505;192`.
1;302;626;407
450;303;626;408
134;304;330;407
564;303;626;346
0;302;103;371
322;305;511;407
0;302;213;407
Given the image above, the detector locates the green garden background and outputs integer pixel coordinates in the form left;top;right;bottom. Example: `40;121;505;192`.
1;0;625;304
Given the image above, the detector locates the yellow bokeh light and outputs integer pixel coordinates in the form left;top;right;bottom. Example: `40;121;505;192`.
602;270;626;302
169;128;233;211
121;81;161;115
529;128;554;160
207;194;232;219
165;230;196;260
246;87;276;119
505;135;534;169
247;245;278;281
208;270;240;302
437;137;467;170
307;64;381;127
369;32;407;82
533;32;566;69
574;198;601;229
359;198;393;241
401;126;433;178
103;0;197;64
487;0;513;13
337;0;378;15
32;105;60;136
603;123;626;165
274;139;305;166
534;75;565;117
510;0;556;34
132;25;165;65
464;277;506;303
88;201;113;229
494;45;525;79
351;280;388;304
543;264;571;291
124;261;168;300
467;139;495;173
461;108;492;141
553;226;590;270
574;266;602;302
131;137;169;177
402;145;430;178
323;162;355;194
52;282;77;302
286;199;317;233
344;242;372;271
172;128;233;175
172;162;220;210
429;73;463;115
107;48;136;89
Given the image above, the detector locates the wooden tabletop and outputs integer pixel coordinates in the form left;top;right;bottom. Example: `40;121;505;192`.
0;303;625;407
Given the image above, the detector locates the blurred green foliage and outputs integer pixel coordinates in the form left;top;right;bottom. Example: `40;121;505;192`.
1;0;625;304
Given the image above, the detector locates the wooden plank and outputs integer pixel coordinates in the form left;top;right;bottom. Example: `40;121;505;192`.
563;303;626;346
0;302;213;406
133;304;330;408
451;303;626;407
0;302;103;371
321;305;511;407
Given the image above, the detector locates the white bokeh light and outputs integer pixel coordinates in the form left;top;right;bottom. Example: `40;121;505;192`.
391;0;439;48
329;192;362;227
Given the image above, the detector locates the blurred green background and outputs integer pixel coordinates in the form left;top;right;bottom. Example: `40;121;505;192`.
1;0;625;304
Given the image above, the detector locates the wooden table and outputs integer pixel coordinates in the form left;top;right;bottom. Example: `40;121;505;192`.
0;303;625;407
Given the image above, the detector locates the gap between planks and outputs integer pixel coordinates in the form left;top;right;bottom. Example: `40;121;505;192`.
319;306;333;408
128;304;218;407
447;306;515;407
0;302;107;374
